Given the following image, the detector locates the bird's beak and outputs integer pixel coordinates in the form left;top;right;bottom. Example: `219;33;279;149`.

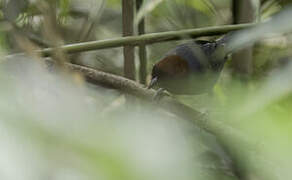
147;77;158;89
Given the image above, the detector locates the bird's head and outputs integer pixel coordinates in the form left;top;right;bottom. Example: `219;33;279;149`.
148;55;189;89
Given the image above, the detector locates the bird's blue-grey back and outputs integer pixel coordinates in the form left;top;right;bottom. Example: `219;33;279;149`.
163;33;234;73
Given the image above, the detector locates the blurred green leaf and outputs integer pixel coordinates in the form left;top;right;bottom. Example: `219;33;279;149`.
183;0;215;16
135;0;166;26
228;6;292;52
59;0;71;19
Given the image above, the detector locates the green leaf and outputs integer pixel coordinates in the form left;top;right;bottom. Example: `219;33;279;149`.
185;0;215;15
135;0;166;26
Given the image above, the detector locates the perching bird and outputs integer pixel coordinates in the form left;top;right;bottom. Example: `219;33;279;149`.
148;35;232;95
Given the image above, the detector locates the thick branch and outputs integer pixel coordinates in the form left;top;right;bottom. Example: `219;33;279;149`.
66;62;206;123
56;62;203;125
9;23;254;57
44;60;265;179
61;62;242;138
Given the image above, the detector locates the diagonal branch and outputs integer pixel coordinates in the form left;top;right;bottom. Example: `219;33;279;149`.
45;60;264;180
65;62;206;124
46;61;205;127
60;61;236;137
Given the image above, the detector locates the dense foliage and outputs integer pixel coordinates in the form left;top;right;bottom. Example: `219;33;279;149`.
0;0;292;180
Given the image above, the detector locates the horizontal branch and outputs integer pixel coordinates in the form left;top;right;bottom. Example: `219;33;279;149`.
8;23;255;57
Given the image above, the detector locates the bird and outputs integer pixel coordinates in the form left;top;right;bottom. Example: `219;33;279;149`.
148;35;232;95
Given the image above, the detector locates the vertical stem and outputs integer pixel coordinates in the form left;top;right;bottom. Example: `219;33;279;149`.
231;0;259;77
136;0;147;85
122;0;136;80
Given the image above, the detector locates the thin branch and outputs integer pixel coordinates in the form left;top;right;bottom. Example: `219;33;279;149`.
6;23;255;58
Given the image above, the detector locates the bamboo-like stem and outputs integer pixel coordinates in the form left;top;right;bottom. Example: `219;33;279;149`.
232;0;258;76
122;0;136;80
136;0;147;85
16;23;254;57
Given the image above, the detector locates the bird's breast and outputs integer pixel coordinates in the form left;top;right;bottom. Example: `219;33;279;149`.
157;71;219;95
